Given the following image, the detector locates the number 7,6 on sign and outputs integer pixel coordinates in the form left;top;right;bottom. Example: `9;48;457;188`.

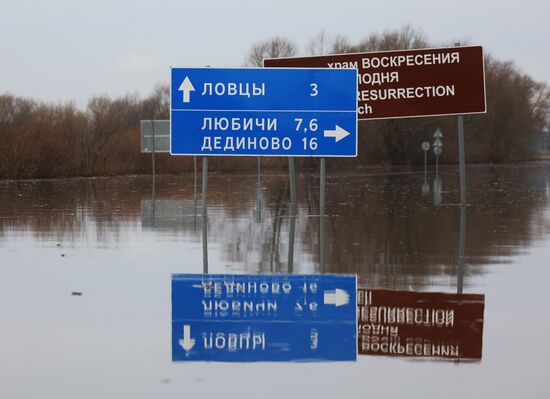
295;118;318;133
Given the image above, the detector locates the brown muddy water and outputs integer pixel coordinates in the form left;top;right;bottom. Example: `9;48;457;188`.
1;162;549;398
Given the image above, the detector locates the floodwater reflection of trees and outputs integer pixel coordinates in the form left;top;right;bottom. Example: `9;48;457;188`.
0;164;548;289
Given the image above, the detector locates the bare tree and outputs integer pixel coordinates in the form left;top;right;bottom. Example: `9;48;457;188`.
244;37;297;67
306;31;330;55
353;25;428;52
330;34;352;54
307;31;352;55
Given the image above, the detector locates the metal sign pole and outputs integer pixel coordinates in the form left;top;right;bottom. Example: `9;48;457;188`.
455;43;468;206
150;120;156;178
202;157;208;273
257;157;261;223
320;158;326;273
193;157;198;232
457;115;467;205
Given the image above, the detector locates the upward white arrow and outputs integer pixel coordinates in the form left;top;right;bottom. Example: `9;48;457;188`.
178;77;195;103
324;125;350;143
179;324;195;352
323;289;350;307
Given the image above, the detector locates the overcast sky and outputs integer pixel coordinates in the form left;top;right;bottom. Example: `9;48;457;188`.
1;0;548;108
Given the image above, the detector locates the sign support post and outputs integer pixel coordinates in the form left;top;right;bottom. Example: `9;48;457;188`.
455;43;468;293
202;157;208;273
320;158;326;273
150;120;156;178
257;157;261;223
457;115;467;205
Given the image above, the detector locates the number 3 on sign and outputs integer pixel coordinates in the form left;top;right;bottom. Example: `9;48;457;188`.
310;328;318;350
310;83;318;97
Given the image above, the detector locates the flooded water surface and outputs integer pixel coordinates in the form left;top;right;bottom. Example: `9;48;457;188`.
1;162;549;398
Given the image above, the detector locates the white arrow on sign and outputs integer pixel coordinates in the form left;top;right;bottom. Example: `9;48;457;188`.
323;125;350;142
433;128;443;139
433;138;443;147
178;77;195;103
323;289;349;306
179;324;195;352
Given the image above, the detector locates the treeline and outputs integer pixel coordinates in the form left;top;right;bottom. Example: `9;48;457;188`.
1;27;549;179
0;85;172;179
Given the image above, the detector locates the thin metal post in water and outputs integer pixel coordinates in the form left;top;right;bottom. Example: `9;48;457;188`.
288;201;296;274
202;157;208;273
457;204;467;294
319;158;326;273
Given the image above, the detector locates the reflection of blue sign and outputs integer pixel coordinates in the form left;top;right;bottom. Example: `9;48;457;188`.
170;68;357;157
172;274;357;362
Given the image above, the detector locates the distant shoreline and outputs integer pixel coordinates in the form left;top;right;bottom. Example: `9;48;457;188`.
1;159;548;183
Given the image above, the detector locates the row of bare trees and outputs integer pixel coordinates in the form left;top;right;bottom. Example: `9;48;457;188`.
1;27;549;179
0;85;174;179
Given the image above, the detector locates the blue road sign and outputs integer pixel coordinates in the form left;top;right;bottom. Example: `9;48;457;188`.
170;68;357;157
172;274;357;362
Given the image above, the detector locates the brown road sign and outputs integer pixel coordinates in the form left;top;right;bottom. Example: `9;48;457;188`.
265;46;486;120
357;288;485;361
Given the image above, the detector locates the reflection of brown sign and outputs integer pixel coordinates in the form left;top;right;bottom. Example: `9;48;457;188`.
357;289;485;361
265;46;486;120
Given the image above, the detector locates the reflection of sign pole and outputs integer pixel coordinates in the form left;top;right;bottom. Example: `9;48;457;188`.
457;204;467;294
288;158;297;273
433;176;442;208
421;141;430;181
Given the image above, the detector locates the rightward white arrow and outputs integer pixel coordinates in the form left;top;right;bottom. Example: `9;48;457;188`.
323;289;350;306
179;325;195;352
178;77;195;103
324;125;350;142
